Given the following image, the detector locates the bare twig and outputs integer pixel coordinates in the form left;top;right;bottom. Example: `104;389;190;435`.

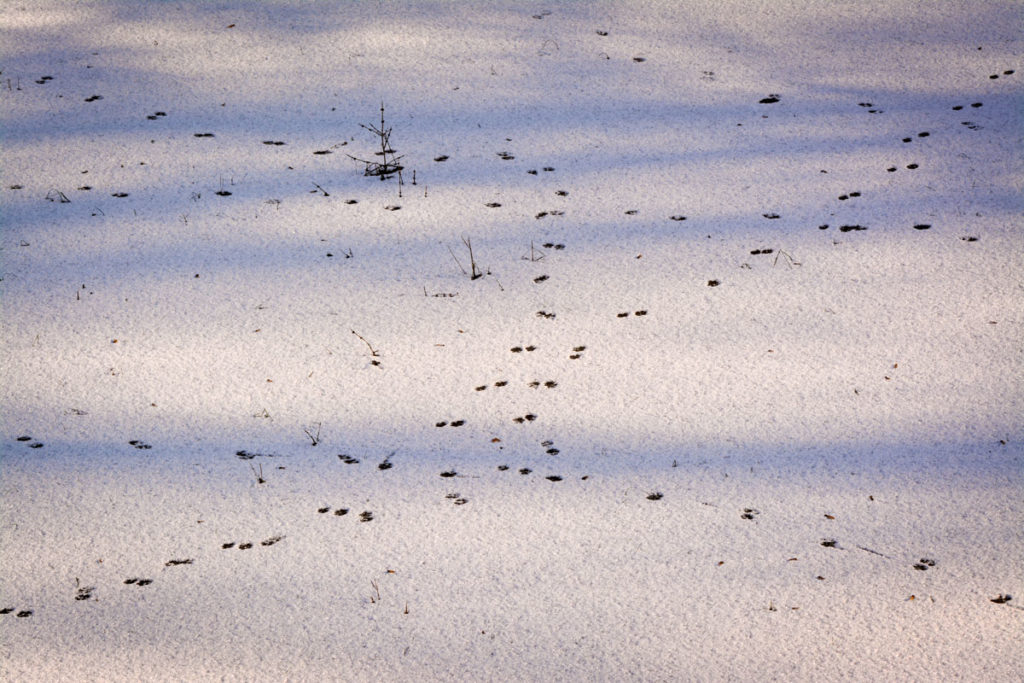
303;423;321;446
351;330;380;356
447;244;468;276
462;236;482;280
773;250;801;268
522;240;545;262
346;103;406;194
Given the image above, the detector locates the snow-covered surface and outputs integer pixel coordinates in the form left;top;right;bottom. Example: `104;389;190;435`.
2;1;1022;680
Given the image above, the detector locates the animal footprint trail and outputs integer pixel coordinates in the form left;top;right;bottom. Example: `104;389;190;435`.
912;558;937;571
474;380;510;392
124;578;154;586
222;535;285;550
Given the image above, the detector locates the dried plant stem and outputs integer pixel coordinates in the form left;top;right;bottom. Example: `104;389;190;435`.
351;330;380;357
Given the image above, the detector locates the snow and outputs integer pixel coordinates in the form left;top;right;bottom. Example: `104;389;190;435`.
2;1;1022;680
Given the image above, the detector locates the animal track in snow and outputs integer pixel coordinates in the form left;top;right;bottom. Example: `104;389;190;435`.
510;345;538;353
901;132;930;142
222;535;284;550
541;440;559;455
236;449;276;460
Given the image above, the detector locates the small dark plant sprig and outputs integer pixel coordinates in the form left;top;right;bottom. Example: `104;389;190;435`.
303;422;321;446
448;236;484;280
347;103;407;196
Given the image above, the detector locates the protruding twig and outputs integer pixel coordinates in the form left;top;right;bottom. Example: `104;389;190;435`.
303;423;321;446
346;103;406;193
447;244;468;276
351;330;380;357
523;240;545;262
462;236;482;280
773;249;801;268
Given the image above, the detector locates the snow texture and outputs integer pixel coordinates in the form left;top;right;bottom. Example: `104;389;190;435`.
2;1;1022;681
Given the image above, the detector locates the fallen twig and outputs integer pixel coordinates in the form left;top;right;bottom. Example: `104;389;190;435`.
351;330;380;357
